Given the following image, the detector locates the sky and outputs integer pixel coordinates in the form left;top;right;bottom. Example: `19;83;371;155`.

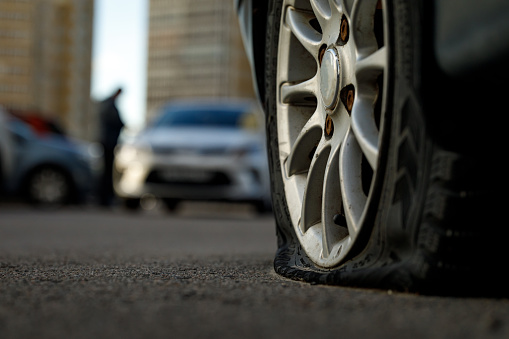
91;0;148;130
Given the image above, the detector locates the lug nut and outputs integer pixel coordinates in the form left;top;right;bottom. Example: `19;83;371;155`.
325;114;334;138
346;89;354;111
340;85;355;114
340;16;349;44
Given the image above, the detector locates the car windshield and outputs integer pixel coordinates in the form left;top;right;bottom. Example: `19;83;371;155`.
154;107;247;129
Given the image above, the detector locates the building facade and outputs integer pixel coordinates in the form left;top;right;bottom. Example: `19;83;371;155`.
0;0;94;140
146;0;255;122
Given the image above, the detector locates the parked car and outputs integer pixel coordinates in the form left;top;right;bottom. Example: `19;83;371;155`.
236;0;508;294
3;114;101;205
114;99;271;212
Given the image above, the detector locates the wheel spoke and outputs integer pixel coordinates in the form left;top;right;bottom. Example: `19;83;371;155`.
355;46;387;82
280;76;318;105
321;142;348;257
300;138;330;233
351;47;386;170
310;0;331;32
286;111;322;176
339;129;367;235
350;0;379;56
286;7;322;57
350;98;379;170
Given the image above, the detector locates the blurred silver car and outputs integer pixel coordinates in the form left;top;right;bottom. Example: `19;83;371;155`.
114;99;271;212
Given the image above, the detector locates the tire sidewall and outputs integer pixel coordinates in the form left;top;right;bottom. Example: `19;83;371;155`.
264;0;299;254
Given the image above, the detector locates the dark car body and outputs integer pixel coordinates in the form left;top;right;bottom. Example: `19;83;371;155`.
234;0;509;293
235;0;509;105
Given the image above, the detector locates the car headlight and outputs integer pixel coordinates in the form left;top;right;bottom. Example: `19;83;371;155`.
115;143;153;167
227;144;263;159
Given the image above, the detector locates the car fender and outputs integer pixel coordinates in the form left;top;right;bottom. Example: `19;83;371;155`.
434;0;509;79
235;0;269;105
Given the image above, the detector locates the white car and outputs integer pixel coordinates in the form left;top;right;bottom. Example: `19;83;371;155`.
114;99;271;212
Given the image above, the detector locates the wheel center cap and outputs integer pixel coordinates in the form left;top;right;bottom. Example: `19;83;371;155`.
320;48;340;109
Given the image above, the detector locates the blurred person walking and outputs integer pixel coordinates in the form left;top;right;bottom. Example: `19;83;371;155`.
98;88;124;206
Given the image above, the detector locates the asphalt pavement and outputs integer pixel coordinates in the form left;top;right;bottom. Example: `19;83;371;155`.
1;202;509;339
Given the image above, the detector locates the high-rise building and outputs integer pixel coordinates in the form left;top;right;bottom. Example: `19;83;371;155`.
146;0;255;122
0;0;94;140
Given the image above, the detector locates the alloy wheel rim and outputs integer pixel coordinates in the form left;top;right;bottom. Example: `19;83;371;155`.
276;0;388;267
30;168;69;204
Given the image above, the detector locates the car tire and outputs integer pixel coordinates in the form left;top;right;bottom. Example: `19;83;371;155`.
123;198;141;211
26;166;73;206
162;198;179;212
252;199;272;215
264;0;507;295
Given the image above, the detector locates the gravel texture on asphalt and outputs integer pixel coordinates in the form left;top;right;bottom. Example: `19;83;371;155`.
1;204;509;339
2;255;509;339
